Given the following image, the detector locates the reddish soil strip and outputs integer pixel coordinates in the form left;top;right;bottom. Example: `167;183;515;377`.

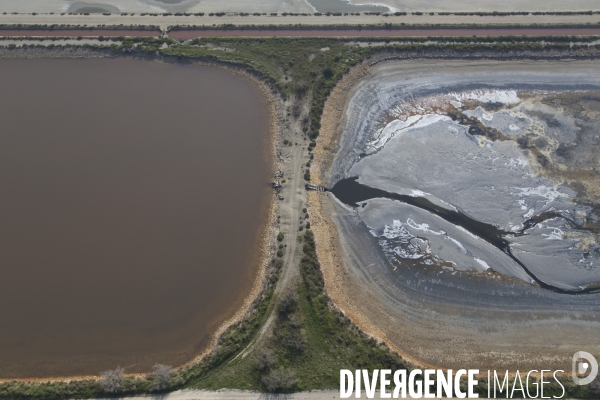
0;29;160;37
169;27;600;39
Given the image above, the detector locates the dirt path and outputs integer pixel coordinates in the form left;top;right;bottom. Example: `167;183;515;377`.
235;93;311;361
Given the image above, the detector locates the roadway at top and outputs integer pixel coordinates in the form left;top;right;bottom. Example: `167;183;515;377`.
1;0;599;14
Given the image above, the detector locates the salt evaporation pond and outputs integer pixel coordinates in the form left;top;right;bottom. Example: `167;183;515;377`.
324;60;600;370
0;58;271;378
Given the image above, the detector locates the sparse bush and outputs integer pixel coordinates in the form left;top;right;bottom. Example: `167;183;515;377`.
280;326;306;352
152;363;174;390
100;366;124;393
262;367;297;392
254;348;275;371
278;286;298;315
272;258;284;270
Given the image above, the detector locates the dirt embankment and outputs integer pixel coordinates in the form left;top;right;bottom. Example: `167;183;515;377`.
308;60;436;369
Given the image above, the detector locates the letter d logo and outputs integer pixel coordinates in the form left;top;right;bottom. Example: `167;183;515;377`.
572;351;598;385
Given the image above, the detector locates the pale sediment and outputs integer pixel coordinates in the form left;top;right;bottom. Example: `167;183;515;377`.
309;58;600;372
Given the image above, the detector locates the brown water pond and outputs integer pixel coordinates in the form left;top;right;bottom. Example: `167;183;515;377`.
0;58;271;378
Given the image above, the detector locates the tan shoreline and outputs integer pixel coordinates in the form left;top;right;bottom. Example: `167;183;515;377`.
178;61;282;371
307;59;437;369
0;57;282;384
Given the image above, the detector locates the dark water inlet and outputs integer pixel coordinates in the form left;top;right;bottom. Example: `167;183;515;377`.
330;177;600;295
0;59;270;378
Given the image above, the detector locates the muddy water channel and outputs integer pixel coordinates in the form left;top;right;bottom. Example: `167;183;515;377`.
0;59;271;378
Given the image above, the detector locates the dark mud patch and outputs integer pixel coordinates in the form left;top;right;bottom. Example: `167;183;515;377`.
330;177;599;294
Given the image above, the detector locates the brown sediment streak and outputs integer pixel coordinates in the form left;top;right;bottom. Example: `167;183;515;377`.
0;60;281;384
